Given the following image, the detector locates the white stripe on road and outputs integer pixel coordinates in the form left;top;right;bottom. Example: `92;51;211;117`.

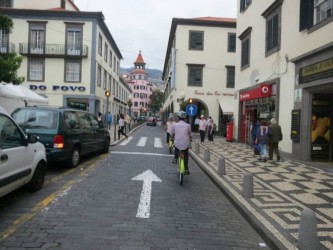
119;136;133;145
137;137;147;147
111;151;173;157
154;137;163;148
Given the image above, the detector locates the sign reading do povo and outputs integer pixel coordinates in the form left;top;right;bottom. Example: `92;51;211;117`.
29;84;86;92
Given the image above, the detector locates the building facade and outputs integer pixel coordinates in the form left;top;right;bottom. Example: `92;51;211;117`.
125;52;153;119
0;0;131;117
162;17;236;134
235;0;333;162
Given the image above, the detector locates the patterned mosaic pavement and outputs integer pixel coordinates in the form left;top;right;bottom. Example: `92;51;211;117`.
190;135;333;250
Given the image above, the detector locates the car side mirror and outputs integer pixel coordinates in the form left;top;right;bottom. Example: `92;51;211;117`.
27;134;38;144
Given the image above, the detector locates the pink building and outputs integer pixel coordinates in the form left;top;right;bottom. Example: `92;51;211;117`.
126;51;153;119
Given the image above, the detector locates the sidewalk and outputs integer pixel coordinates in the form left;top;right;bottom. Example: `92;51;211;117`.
189;134;333;250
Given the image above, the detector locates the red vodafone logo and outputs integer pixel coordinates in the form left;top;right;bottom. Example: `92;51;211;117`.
261;85;269;94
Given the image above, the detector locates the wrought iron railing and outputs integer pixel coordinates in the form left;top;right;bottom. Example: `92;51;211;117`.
0;43;15;54
19;43;88;57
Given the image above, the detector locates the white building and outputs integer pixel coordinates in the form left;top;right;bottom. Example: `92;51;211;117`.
0;0;131;117
162;17;236;134
235;0;333;162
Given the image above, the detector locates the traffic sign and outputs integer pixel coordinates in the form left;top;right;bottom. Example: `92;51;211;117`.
186;104;197;117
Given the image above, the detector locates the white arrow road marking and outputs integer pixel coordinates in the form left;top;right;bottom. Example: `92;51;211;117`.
154;137;163;148
132;170;162;218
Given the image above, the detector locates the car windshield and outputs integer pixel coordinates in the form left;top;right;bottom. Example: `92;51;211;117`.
12;109;58;129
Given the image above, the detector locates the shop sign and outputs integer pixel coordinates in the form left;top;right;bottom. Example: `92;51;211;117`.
239;84;271;101
194;90;234;96
299;57;333;84
29;84;86;92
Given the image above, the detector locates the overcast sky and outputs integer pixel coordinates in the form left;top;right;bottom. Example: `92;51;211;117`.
74;0;237;71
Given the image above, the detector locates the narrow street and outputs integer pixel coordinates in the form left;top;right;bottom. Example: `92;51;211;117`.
0;125;269;249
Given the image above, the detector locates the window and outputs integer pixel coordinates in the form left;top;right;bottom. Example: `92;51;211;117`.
108;74;112;91
240;0;252;12
0;0;11;7
103;70;107;90
97;65;101;87
266;13;280;54
98;34;102;56
28;58;44;81
104;43;108;62
239;27;252;70
29;22;45;54
113;56;116;72
228;33;236;52
189;31;204;50
226;66;235;88
0;29;8;53
300;0;333;30
134;93;139;98
65;60;81;82
187;64;204;86
109;50;112;68
134;85;139;90
0;114;24;149
66;24;82;55
241;38;250;69
314;0;333;24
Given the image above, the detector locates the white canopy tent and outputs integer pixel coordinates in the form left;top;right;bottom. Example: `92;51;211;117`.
0;83;48;113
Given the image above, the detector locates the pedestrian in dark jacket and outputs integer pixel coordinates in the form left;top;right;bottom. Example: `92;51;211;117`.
256;119;269;162
268;118;283;161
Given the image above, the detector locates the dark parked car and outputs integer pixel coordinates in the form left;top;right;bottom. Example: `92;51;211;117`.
147;117;157;126
11;107;110;168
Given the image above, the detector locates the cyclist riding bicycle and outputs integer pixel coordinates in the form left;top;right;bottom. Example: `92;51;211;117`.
171;110;192;175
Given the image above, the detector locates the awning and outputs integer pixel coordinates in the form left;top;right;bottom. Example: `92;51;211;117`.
218;98;234;114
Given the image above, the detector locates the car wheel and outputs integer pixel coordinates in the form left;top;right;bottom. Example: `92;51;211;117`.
28;161;46;191
68;146;80;168
102;138;110;153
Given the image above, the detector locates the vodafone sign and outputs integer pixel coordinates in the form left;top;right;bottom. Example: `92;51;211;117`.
239;84;272;101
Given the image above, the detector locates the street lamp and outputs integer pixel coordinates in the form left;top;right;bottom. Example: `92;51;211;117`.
105;90;111;123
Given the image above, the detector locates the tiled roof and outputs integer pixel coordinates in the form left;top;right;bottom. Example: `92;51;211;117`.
135;51;145;64
48;7;67;11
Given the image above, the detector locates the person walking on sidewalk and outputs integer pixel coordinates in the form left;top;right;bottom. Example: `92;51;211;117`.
268;118;283;161
255;119;269;162
118;114;128;139
207;116;214;144
106;112;112;130
165;115;175;144
198;115;207;143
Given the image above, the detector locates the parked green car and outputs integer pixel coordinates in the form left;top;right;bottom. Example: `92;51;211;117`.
12;107;110;168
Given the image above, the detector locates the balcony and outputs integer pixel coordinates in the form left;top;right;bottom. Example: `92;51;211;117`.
0;43;15;54
19;43;88;58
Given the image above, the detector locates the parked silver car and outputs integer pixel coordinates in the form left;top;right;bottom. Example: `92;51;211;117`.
0;106;47;198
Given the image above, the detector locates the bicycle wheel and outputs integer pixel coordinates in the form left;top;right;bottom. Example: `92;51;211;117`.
178;154;185;185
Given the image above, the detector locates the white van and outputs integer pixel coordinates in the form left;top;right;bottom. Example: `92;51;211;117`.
0;106;47;198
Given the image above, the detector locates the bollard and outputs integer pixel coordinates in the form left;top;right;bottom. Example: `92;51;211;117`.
297;209;319;250
204;148;210;162
194;141;200;153
217;156;226;176
242;173;253;198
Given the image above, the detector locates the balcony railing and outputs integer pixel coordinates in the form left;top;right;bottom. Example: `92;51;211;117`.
19;43;88;58
0;43;15;54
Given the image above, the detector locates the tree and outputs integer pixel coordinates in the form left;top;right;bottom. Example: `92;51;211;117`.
0;14;24;84
148;89;164;114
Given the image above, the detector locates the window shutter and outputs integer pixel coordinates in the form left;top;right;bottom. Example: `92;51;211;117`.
299;0;314;31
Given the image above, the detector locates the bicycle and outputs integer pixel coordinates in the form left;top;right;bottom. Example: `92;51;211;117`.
178;150;186;185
